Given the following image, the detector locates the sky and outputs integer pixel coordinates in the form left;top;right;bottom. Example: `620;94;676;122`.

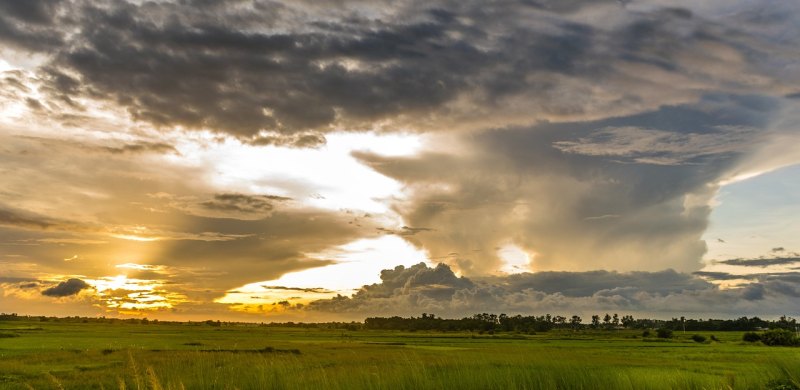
1;0;799;322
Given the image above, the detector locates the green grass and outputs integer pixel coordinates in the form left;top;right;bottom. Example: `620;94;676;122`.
1;320;798;389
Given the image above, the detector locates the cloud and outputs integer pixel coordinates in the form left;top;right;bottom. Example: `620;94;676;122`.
0;207;57;230
1;0;799;320
0;0;64;51
0;1;795;140
716;256;800;268
553;125;754;165
0;204;253;242
17;136;179;156
147;192;293;221
308;263;800;319
248;132;327;149
199;193;290;215
260;285;335;294
0;206;90;232
356;95;787;274
376;226;434;236
41;278;90;297
0;131;383;294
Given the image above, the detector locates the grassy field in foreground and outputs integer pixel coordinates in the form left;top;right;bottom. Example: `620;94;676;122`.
1;320;799;389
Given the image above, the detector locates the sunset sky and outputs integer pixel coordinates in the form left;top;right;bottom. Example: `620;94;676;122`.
1;0;799;321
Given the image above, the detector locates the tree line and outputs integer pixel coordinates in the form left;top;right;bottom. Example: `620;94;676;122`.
363;313;799;333
2;312;797;333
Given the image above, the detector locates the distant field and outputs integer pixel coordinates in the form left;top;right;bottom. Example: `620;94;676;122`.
0;320;798;389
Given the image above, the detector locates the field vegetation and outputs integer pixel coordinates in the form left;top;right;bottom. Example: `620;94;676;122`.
0;314;798;389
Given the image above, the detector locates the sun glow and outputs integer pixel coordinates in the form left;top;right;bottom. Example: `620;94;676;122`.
498;244;533;274
168;131;423;213
217;235;429;314
85;274;185;312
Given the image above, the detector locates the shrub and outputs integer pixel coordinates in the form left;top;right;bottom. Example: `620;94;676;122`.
742;332;761;342
760;329;798;346
691;334;706;343
656;328;673;339
710;335;719;342
642;330;651;337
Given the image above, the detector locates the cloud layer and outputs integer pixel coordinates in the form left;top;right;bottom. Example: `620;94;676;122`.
3;0;798;139
1;0;799;319
309;263;800;319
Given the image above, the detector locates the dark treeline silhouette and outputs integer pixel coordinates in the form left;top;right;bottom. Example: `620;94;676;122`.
2;312;797;333
363;313;799;333
0;313;362;330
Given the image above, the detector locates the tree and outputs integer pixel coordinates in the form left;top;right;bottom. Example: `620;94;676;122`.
621;315;635;328
612;313;620;328
570;315;582;330
603;313;611;328
591;315;601;329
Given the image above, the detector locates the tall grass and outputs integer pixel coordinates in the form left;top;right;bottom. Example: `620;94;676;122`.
1;323;797;390
54;348;792;390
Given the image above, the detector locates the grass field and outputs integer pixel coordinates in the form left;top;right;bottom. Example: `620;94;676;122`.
1;320;798;389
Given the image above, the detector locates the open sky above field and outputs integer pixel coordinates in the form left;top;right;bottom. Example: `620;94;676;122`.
1;0;799;321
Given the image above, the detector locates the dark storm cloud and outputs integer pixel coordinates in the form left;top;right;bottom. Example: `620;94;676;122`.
309;263;800;318
484;269;711;297
376;226;434;236
716;257;800;268
0;0;64;51
153;192;293;220
99;141;178;155
248;132;327;149
2;0;795;139
200;193;290;214
0;0;61;25
41;278;90;297
260;285;335;294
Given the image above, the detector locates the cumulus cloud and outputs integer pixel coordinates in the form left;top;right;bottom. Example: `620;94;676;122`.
41;278;90;297
308;263;800;319
357;95;792;274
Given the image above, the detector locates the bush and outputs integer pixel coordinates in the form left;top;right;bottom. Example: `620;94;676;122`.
760;329;798;346
691;334;706;343
710;335;719;342
642;330;651;337
742;332;761;342
656;328;673;339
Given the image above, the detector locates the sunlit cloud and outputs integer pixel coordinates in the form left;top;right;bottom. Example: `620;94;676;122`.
216;235;429;314
85;274;186;312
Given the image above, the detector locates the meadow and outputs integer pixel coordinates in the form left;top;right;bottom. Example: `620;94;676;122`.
0;319;798;389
